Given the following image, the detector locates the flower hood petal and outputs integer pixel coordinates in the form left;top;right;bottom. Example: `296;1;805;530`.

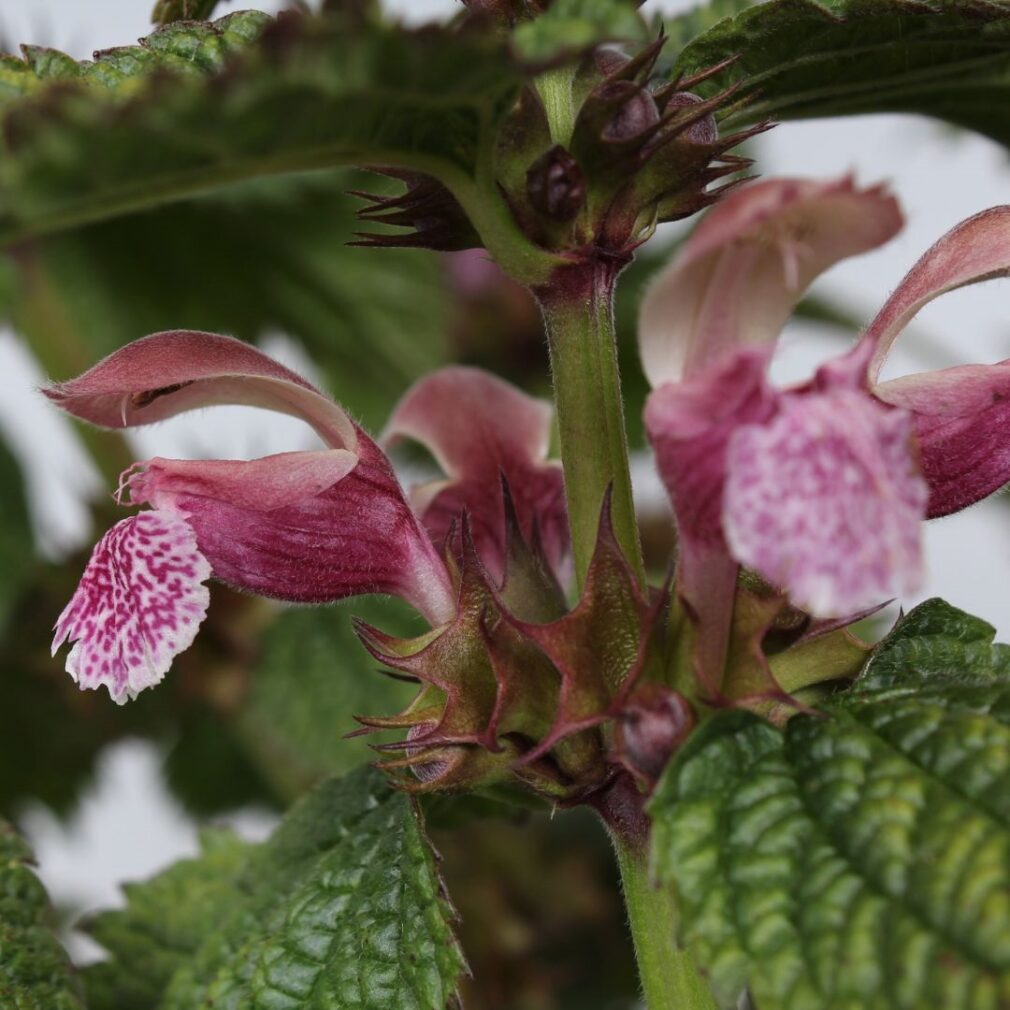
860;206;1010;383
382;366;568;582
639;176;902;386
43;330;356;449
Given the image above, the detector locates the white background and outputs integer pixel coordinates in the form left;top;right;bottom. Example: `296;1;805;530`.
1;0;1008;961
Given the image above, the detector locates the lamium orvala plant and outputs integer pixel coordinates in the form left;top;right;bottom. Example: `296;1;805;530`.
8;2;1010;1009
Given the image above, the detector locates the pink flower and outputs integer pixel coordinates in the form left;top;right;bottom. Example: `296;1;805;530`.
640;176;1010;678
47;332;566;702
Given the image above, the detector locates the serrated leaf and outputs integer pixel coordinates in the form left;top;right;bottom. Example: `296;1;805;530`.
12;172;451;430
671;0;1010;147
0;10;525;256
513;0;648;62
121;767;466;1010
236;598;420;798
0;820;86;1010
651;634;1010;1010
0;12;270;101
858;598;1010;694
83;828;251;1010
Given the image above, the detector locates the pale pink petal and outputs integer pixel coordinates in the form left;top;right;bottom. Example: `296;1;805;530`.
128;436;456;626
43;330;355;449
860;206;1010;382
644;348;776;682
639;176;902;386
52;510;210;704
723;390;929;617
123;450;358;512
383;367;568;581
877;361;1010;517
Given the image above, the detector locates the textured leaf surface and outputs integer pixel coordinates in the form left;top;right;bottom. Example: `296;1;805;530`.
513;0;648;61
0;820;85;1010
671;0;1010;146
236;598;419;797
0;10;522;247
651;600;1010;1010
86;767;464;1010
858;597;1010;694
13;172;451;430
84;828;251;1010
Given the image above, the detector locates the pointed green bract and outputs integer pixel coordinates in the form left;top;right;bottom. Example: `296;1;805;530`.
671;0;1010;146
0;820;86;1010
84;768;465;1010
650;599;1010;1010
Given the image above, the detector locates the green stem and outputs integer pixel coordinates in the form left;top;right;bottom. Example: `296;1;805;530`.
536;261;644;589
615;837;718;1010
535;64;577;147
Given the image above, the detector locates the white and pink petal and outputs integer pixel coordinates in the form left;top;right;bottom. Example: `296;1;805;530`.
44;330;356;450
52;510;210;703
859;206;1010;382
723;390;929;617
383;367;568;582
638;176;902;386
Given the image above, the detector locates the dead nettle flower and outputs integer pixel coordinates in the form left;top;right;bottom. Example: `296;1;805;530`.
46;332;566;704
639;175;1010;681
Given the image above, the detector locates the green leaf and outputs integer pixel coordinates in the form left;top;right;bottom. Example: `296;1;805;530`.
0;10;536;277
0;12;270;101
858;598;1010;694
13;172;452;430
235;598;421;798
84;828;251;1010
650;630;1010;1009
0;820;86;1010
0;440;36;636
85;767;465;1010
513;0;648;62
671;0;1010;148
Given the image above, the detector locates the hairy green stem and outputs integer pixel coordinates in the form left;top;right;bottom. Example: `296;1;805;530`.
536;262;644;589
535;64;577;147
615;839;718;1010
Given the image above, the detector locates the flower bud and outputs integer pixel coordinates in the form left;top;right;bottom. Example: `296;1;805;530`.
525;145;586;222
613;684;696;786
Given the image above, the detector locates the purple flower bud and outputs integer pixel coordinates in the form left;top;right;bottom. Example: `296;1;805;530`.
613;685;696;785
525;144;586;222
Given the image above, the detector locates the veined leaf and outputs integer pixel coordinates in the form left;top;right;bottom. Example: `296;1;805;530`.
858;597;1010;694
0;820;85;1010
671;0;1010;146
13;172;452;430
236;598;420;799
84;768;465;1010
84;828;252;1010
650;600;1010;1010
0;9;534;277
513;0;648;61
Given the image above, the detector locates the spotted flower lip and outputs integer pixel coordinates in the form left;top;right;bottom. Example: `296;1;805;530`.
640;175;1010;682
46;331;568;702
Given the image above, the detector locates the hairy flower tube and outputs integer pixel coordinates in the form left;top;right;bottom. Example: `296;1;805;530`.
47;332;566;706
640;175;1010;686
